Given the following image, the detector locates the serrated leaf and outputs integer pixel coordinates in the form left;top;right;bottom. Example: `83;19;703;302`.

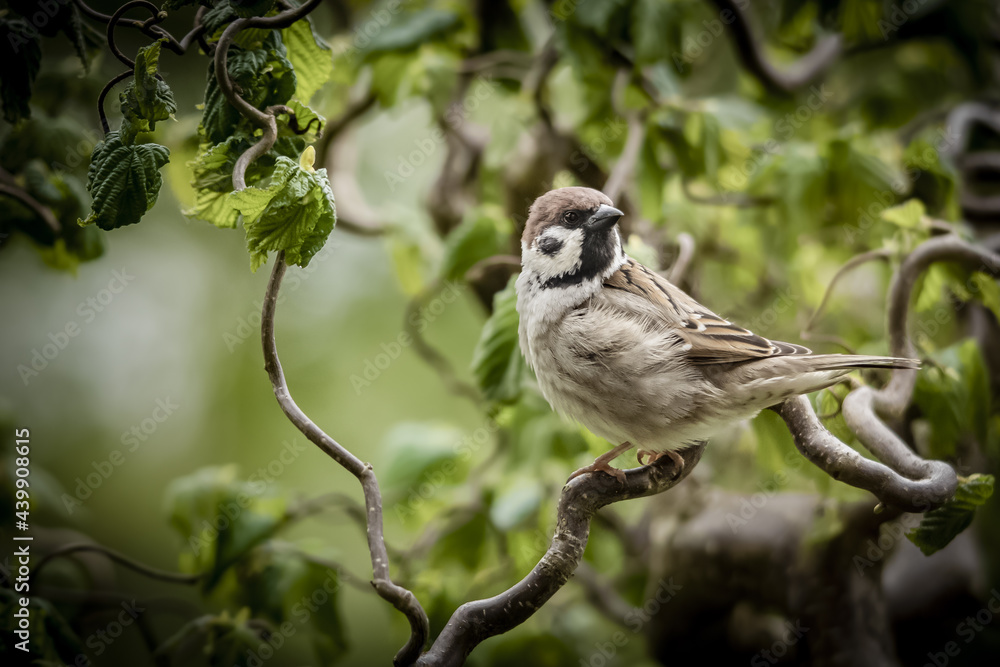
79;132;170;230
907;474;994;556
0;17;42;124
471;276;527;404
881;198;926;229
232;153;336;271
119;40;177;144
200;33;296;144
282;18;333;102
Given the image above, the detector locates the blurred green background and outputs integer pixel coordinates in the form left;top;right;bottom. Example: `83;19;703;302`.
2;0;1000;665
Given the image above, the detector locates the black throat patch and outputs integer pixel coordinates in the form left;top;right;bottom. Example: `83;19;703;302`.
542;228;619;289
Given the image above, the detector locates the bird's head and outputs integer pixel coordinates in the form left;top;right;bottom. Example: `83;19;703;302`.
521;187;625;288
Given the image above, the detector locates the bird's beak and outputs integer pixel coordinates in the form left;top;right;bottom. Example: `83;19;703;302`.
587;204;624;231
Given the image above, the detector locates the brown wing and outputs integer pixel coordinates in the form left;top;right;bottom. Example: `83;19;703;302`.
602;259;811;364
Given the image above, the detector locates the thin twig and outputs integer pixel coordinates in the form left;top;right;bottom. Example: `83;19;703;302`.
262;251;429;666
603;71;646;205
464;255;520;283
0;183;60;234
215;0;325;189
666;232;695;285
680;178;774;207
803;248;892;335
30;543;203;587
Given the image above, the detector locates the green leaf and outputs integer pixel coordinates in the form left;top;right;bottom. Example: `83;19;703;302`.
361;9;460;56
80;132;170;230
490;478;543;530
232;148;336;271
0;17;42;124
381;422;464;491
164;465;288;591
906;474;994;556
119;39;177;144
432;511;488;570
912;340;992;460
282;18;333;102
439;204;512;281
632;0;684;65
471;276;527;404
229;0;275;18
881;198;926;229
200;32;296;144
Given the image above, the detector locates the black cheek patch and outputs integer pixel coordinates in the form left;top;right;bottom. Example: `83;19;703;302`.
537;236;564;255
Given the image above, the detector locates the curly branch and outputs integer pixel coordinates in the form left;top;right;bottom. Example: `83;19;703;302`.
215;0;324;189
775;234;1000;512
879;234;1000;415
707;0;842;95
262;251;429;666
30;543;203;587
773;396;955;512
415;445;705;666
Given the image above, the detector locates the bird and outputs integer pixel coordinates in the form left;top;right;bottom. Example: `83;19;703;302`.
514;186;919;482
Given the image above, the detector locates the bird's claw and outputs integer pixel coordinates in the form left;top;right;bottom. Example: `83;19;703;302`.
568;460;627;484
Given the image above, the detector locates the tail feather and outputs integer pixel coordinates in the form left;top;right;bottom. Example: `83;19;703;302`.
802;355;920;371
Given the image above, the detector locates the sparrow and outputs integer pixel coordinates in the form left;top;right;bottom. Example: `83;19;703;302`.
514;187;919;482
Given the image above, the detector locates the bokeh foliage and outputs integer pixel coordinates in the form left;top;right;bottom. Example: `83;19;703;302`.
2;0;1000;665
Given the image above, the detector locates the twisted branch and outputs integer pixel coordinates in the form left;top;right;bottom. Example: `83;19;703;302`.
707;0;842;94
775;234;1000;512
415;445;705;666
262;252;429;666
215;0;324;189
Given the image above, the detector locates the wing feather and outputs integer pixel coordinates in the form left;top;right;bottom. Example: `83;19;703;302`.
602;258;811;365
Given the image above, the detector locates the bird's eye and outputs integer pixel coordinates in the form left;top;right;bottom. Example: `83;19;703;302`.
563;211;580;224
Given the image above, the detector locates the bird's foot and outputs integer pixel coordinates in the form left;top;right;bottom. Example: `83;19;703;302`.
637;448;685;477
568;442;633;484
